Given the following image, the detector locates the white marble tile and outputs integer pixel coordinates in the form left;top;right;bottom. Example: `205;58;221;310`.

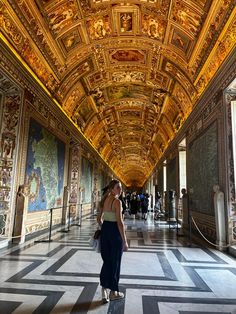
57;250;165;277
158;303;178;314
124;289;143;314
121;252;164;276
125;288;215;299
0;260;32;283
209;248;236;265
119;278;194;286
19;242;62;255
159;302;236;314
58;250;103;274
197;268;236;298
181;262;236;267
177;247;215;262
124;289;217;314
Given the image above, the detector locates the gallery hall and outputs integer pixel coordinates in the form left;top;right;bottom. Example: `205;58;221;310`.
0;0;236;313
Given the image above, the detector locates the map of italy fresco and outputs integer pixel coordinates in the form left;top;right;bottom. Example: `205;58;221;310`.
25;119;65;212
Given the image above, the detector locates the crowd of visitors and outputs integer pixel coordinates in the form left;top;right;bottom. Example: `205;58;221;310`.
117;191;161;220
100;186;164;222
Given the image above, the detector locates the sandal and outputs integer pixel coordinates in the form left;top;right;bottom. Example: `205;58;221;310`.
109;291;125;301
102;288;109;304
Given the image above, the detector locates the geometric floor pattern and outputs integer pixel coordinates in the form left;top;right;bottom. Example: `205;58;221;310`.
1;215;236;313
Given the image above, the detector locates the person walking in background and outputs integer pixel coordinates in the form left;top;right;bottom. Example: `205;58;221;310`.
141;192;149;220
119;191;127;218
130;193;139;217
97;180;129;303
126;192;131;209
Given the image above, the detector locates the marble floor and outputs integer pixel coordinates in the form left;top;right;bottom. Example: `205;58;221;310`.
1;215;236;314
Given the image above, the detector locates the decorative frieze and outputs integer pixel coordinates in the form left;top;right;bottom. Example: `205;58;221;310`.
0;92;21;236
69;144;81;206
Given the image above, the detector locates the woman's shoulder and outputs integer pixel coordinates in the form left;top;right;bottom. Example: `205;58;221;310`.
114;198;122;208
103;196;119;208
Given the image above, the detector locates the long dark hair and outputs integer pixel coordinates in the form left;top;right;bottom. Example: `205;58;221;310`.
100;179;120;209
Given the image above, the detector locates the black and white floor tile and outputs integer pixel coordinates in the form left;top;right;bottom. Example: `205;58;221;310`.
0;216;236;313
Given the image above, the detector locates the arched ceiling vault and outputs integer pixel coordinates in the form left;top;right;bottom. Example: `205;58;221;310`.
1;0;236;187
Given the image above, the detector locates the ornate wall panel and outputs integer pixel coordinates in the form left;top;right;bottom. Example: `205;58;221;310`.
0;88;21;237
167;157;177;193
157;166;164;195
225;93;236;241
187;121;218;215
69;144;81;218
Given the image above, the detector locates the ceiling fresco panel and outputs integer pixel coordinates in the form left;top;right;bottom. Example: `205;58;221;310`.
110;49;146;64
57;25;85;54
58;57;94;99
42;0;80;36
86;15;111;40
111;71;146;84
171;0;204;37
162;58;196;100
106;85;153;101
112;4;140;36
141;14;166;41
86;71;105;89
0;2;58;91
1;0;236;186
63;82;85;115
172;83;192;116
170;27;194;58
189;0;234;77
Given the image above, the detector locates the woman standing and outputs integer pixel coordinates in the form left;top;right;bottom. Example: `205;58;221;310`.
97;179;128;303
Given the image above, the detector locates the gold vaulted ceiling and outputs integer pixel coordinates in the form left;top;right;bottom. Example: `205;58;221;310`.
0;0;236;187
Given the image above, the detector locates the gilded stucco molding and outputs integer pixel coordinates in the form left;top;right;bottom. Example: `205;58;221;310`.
1;0;236;186
7;0;63;76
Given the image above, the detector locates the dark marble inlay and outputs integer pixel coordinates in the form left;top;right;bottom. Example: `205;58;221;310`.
171;248;227;264
6;260;44;283
71;283;98;313
41;248;176;281
183;266;212;291
0;287;64;314
0;300;22;314
157;252;177;280
142;296;236;314
1;215;236;314
179;312;231;314
201;248;228;264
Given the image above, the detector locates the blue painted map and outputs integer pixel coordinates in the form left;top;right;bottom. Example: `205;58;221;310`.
25;119;65;212
80;157;93;203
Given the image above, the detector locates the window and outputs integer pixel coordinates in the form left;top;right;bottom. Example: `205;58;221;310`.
163;160;167;192
179;138;186;196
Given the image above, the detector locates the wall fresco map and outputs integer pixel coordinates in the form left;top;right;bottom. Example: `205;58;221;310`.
25;119;65;212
